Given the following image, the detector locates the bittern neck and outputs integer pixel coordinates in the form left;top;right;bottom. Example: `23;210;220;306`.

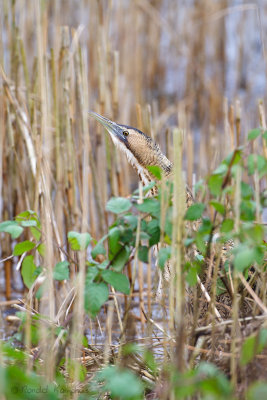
132;149;173;187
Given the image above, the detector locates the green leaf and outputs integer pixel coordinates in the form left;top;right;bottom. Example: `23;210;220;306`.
138;246;149;263
20;220;37;227
240;200;255;221
91;241;106;259
221;219;234;233
147;165;162;180
108;227;121;257
30;226;41;241
53;261;70;280
124;215;138;229
186;266;198;286
240;335;256;365
185;203;205;220
37;243;45;257
233;245;255;271
135;198;160;217
248;128;261;141
158;246;171;270
111;246;131;272
15;210;37;220
241;181;254;199
248;154;267;176
84;282;109;318
21;255;37;289
147;219;160;246
210;201;225;215
0;220;24;239
208;175;223;196
97;366;144;399
86;266;99;283
68;231;92;251
13;240;35;256
248;382;267;400
106;197;132;214
195;232;206;254
101;270;130;294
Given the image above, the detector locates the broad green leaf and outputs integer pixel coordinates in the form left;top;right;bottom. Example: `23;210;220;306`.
68;231;92;251
111;246;131;272
30;226;41;241
0;220;23;239
84;282;109;317
138;246;149;263
15;210;37;220
213;163;228;175
185;203;205;220
147;165;162;180
240;329;267;366
86;266;99;283
101;270;130;294
248;382;267;400
106;197;132;214
195;232;206;254
158;246;171;270
186;266;198;286
91;241;106;259
248;154;267;176
97;366;144;399
37;243;45;257
21;255;37;289
240;335;256;365
147;219;160;246
233;246;255;271
198;217;212;234
143;350;157;375
208;175;223;196
248;128;261;141
108;227;121;257
210;201;225;215
53;261;69;280
20;220;37;227
13;240;35;256
240;200;255;221
135;198;160;217
124;215;138;229
241;181;254;199
221;219;234;233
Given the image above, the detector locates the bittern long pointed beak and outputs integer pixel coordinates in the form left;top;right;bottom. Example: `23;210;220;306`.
89;111;125;142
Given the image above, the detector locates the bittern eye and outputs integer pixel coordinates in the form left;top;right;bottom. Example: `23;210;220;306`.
123;130;129;137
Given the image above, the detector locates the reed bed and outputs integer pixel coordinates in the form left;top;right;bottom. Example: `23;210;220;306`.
0;1;267;399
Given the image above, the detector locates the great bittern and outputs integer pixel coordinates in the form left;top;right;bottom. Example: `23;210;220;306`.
89;112;194;294
89;111;173;187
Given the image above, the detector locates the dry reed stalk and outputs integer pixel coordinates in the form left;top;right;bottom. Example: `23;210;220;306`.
169;127;186;375
230;164;242;390
34;0;56;383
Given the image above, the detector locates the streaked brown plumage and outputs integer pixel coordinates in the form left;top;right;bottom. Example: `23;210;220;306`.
89;111;193;205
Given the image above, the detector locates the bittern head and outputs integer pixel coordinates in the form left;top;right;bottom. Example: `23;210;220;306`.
89;111;172;185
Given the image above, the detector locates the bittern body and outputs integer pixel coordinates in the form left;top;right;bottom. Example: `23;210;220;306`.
90;111;194;291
